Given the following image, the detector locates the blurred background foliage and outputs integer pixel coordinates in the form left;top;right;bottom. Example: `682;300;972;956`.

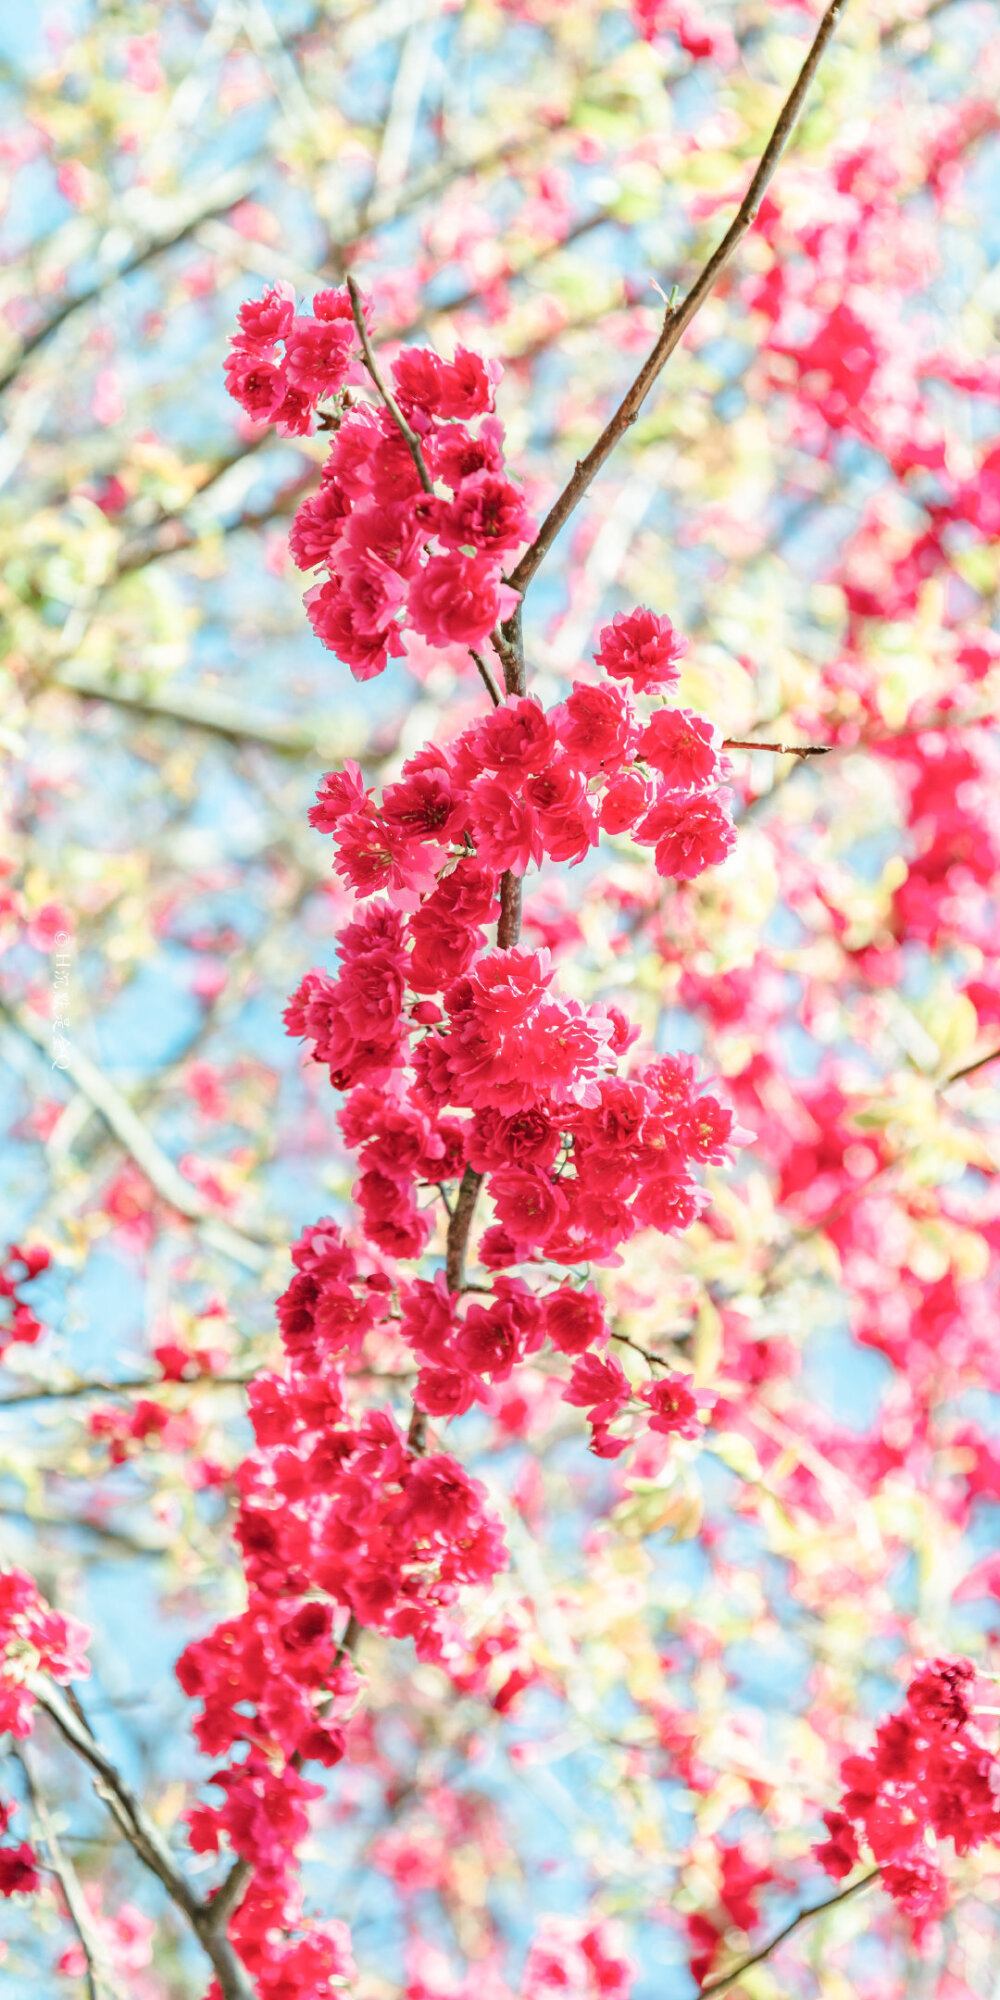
2;1;1000;1995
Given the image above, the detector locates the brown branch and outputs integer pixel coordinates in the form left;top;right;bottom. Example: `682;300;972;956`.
0;1371;256;1408
345;274;434;494
497;870;523;949
0;176;256;397
445;1165;485;1294
699;1868;880;1996
506;0;851;602
28;1681;256;2000
942;1045;1000;1087
0;995;279;1273
470;648;502;706
14;1740;123;2000
723;738;831;758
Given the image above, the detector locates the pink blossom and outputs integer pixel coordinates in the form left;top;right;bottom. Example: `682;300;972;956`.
595;606;687;693
304;578;406;680
638;706;723;793
635;789;737;878
433;470;535;553
555;682;638;775
407;552;520;649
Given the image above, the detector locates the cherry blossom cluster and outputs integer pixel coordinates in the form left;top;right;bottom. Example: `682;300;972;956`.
0;1796;40;1900
224;281;362;440
0;1565;90;1739
816;1657;1000;1926
225;281;533;675
0;1567;91;1902
179;1591;358;1997
168;286;749;1998
522;1917;636;2000
0;1241;50;1357
303;632;735;906
174;1225;507;1995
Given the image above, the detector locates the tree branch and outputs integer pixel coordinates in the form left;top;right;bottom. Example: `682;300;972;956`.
0;173;256;398
506;0;851;601
942;1045;1000;1087
698;1868;880;1996
28;1681;257;2000
470;649;502;706
0;996;280;1273
723;738;831;758
0;1371;257;1408
14;1739;123;2000
345;275;434;494
49;662;344;756
445;1165;484;1294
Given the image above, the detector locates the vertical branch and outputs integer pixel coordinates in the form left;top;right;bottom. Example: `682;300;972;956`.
345;276;434;494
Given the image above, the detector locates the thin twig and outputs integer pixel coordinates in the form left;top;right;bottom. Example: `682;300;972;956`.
699;1868;880;1996
470;649;502;705
609;1330;667;1371
28;1681;257;2000
0;1372;256;1408
50;663;340;755
0;996;279;1272
0;173;256;397
881;0;964;45
14;1740;122;2000
345;275;434;494
942;1045;1000;1087
723;738;831;758
506;0;851;600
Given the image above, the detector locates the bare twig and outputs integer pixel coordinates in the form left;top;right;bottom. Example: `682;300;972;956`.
881;0;965;45
0;1371;256;1408
699;1868;880;1996
14;1740;123;2000
723;738;831;758
470;649;502;706
610;1329;668;1371
0;174;256;397
345;275;434;494
506;0;851;601
0;996;280;1272
28;1681;257;2000
49;664;343;756
942;1045;1000;1087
